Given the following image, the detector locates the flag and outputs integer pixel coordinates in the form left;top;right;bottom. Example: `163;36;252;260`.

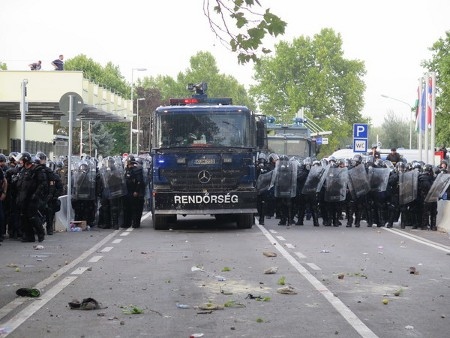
426;76;433;128
415;80;426;133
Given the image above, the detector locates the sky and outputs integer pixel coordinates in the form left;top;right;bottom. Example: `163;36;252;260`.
1;0;449;127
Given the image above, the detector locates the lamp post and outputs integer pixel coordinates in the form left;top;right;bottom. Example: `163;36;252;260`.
136;98;145;154
381;94;414;149
130;68;147;154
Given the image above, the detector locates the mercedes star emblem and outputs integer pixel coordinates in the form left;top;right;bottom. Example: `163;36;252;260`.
198;170;211;184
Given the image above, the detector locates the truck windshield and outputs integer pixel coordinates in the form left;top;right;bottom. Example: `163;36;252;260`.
268;138;310;158
156;111;251;148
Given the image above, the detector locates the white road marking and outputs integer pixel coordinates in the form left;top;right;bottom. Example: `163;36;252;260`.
285;243;295;249
306;263;321;271
71;266;90;275
120;232;130;237
88;255;103;263
101;246;113;252
295;251;306;259
112;239;123;244
276;236;286;241
269;229;277;234
1;276;77;336
384;228;450;253
256;223;378;338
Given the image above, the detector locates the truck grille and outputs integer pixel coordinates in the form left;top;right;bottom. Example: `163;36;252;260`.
161;168;244;192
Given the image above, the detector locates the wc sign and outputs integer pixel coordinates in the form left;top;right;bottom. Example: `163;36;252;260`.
353;123;368;153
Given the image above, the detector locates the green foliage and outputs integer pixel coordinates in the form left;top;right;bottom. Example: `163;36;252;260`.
277;276;286;285
205;0;287;64
0;62;6;70
141;51;255;109
105;122;129;156
65;54;129;97
422;31;450;148
249;28;366;156
378;111;416;149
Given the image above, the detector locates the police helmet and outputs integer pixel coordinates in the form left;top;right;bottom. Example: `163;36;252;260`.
79;163;89;171
395;162;406;173
126;155;136;164
279;154;289;162
328;156;336;163
352;154;362;164
312;160;321;166
35;151;47;161
18;152;32;163
268;153;279;163
0;153;6;163
56;161;64;168
423;164;434;175
258;153;267;162
8;152;18;163
440;159;448;168
374;159;384;168
303;157;312;166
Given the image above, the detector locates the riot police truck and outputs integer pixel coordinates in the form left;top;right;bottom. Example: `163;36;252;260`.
150;82;266;230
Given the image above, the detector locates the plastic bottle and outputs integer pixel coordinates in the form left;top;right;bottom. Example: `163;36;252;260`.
176;303;190;309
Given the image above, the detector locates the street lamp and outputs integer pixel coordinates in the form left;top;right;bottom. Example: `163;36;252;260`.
130;68;147;154
381;94;414;149
136;98;145;154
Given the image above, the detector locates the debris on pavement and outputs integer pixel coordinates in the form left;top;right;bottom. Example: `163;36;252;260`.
264;267;278;274
263;251;277;257
277;286;297;295
69;298;106;310
198;302;224;310
16;288;40;297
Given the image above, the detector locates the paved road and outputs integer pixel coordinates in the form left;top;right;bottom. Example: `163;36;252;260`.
1;214;449;337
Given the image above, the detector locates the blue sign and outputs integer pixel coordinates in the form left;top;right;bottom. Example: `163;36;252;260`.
353;123;368;153
353;123;368;138
316;136;322;145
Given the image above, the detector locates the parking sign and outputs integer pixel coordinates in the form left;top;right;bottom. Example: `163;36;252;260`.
353;123;368;153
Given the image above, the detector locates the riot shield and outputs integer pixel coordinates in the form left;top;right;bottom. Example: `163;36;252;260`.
72;159;96;200
256;171;273;195
271;159;297;198
347;164;370;199
324;167;349;202
368;167;390;192
302;165;329;194
399;170;419;205
424;172;450;203
100;156;127;199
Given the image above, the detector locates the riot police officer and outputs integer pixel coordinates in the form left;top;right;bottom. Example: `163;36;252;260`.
123;155;145;228
15;152;47;242
35;152;63;235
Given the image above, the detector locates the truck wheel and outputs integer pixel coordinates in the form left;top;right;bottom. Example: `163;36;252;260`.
153;215;169;230
236;214;253;229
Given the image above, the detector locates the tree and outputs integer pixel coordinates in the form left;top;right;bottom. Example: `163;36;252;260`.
63;54;131;155
65;54;129;97
141;51;255;108
377;111;414;149
203;0;287;64
80;121;116;157
249;28;366;155
422;30;450;148
0;62;6;70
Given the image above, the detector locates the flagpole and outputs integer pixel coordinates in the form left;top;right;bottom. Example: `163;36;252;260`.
418;77;424;162
425;76;429;164
430;72;436;165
